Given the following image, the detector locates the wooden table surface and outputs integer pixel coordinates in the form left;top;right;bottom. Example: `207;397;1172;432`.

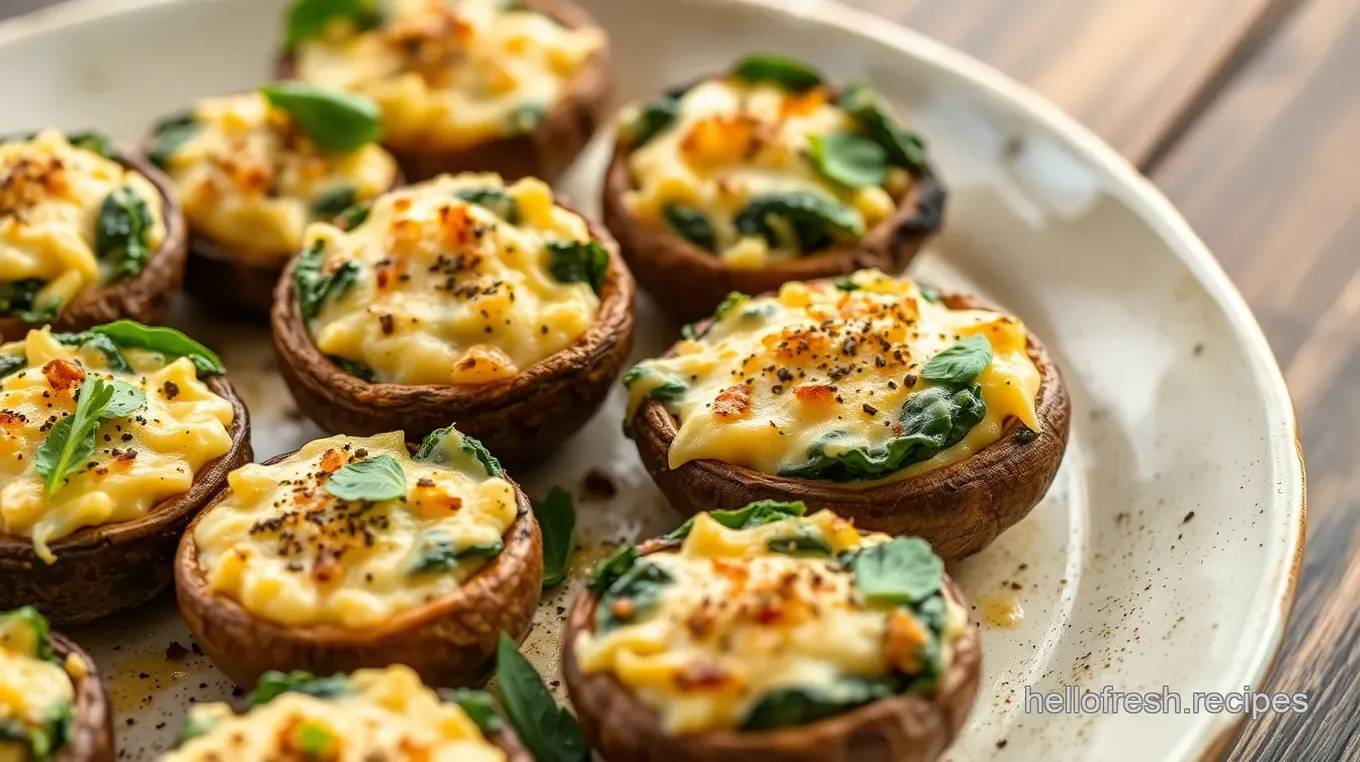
0;0;1353;759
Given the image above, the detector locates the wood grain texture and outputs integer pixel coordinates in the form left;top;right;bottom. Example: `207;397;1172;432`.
1154;0;1360;758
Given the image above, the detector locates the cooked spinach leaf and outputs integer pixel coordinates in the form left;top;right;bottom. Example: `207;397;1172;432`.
446;689;502;735
334;201;372;230
328;355;376;382
506;103;547;135
0;606;54;661
456;188;521;224
294;241;360;320
174;711;219;746
662;203;718;252
66;321;225;376
532;486;576;588
594;559;674;633
284;0;383;49
664;499;807;541
734;193;864;254
844;536;943;605
0;701;71;762
546;240;609;293
838;83;928;174
410;532;504;575
740;676;901;730
412;425;504;477
621;95;681;148
65;130;114;159
587;544;639;595
765;525;834;556
620;366;686;401
55;333;130;374
246;671;352;708
261;83;382;153
312;185;357;218
0;279;57;323
919;335;993;384
95;186;153;281
713;292;748;321
918;285;941;303
146;111;199;169
495;634;590;762
0;354;26;379
808;131;887;188
730;53;824;92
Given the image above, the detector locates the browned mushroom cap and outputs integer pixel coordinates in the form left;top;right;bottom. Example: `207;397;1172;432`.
0;376;252;624
269;196;635;464
275;0;613;184
0;148;188;342
50;632;115;762
562;569;981;762
630;292;1071;560
601;120;946;324
174;450;544;689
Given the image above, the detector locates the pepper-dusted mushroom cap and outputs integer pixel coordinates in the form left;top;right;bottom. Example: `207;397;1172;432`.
624;270;1070;559
563;501;981;762
0;607;115;762
175;426;543;688
0;130;187;341
276;0;613;183
602;54;945;322
0;323;250;623
270;172;634;462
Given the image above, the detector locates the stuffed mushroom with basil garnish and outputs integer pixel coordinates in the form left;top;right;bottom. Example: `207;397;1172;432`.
0;322;250;622
145;85;402;318
564;500;980;762
603;54;946;322
624;270;1070;559
158;665;530;762
270;172;634;461
0;130;187;341
174;425;542;688
0;607;114;762
276;0;613;184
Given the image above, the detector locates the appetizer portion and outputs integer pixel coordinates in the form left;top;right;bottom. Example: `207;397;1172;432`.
603;54;945;321
0;607;114;762
271;172;635;461
626;270;1070;558
0;130;186;339
564;501;980;762
147;86;400;317
0;322;250;622
160;665;529;761
175;426;543;687
279;0;613;182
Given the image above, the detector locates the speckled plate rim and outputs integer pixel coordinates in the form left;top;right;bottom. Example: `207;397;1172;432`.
0;0;1306;759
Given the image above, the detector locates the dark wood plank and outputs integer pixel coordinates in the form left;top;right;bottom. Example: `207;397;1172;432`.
1153;0;1360;758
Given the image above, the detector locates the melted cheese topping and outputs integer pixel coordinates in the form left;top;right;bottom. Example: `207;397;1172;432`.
0;613;75;758
193;430;518;629
626;270;1041;484
575;511;967;733
307;173;600;385
623;79;909;267
163;665;503;762
161;92;398;260
294;0;604;151
0;330;235;563
0;131;166;313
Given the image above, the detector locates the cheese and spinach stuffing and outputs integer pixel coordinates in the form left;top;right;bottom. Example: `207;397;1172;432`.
575;501;967;734
0;130;166;322
192;427;518;629
296;173;605;385
618;54;928;268
289;0;605;151
0;608;86;762
163;666;506;762
0;324;233;563
624;270;1041;484
148;89;398;260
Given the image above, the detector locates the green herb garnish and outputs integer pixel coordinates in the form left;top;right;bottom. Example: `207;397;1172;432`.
75;321;224;376
532;486;576;588
919;335;993;384
324;453;406;502
494;633;590;762
246;671;352;708
283;0;383;49
808;131;887;188
35;375;146;497
312;185;357;219
838;83;928;173
410;532;504;575
95;186;154;281
664;499;806;541
734;192;864;254
845;537;944;605
260;83;382;153
546;240;609;294
731;53;824;92
294;241;361;320
456;188;521;224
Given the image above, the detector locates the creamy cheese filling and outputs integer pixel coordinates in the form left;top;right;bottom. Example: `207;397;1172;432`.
622;78;909;267
159;92;398;260
192;429;518;629
625;270;1041;484
304;173;601;385
575;510;967;734
0;131;166;316
0;329;234;563
294;0;604;151
162;665;504;762
0;609;79;762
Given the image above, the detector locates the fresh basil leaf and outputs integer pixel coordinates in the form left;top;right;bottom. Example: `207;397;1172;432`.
662;203;718;252
261;83;382;153
0;279;57;323
325;453;406;502
312;185;357;219
740;676;901;730
95;186;153;281
532;486;576;588
735;193;865;254
334;201;372;230
36;375;147;497
87;320;225;376
295;241;361;320
713;292;749;321
506;103;547;135
146;117;199;170
327;355;376;382
410;532;504;575
664;499;807;541
247;671;352;708
0;354;26;379
412;426;505;477
66;130;114;159
0;606;54;661
834;275;860;291
174;711;219;746
456;188;521;224
587;545;639;595
284;0;383;49
731;53;824;92
546;240;609;294
621;95;681;148
765;525;833;556
809;131;887;188
446;689;503;735
838;83;928;173
847;537;943;605
595;560;674;632
495;633;590;762
920;335;993;384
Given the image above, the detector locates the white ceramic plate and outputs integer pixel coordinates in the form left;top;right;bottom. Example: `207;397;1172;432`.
0;0;1305;760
